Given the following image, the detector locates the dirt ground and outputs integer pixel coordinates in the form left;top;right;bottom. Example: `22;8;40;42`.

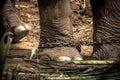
11;0;93;56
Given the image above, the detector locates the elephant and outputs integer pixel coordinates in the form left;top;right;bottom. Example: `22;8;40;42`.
0;0;30;42
1;0;120;61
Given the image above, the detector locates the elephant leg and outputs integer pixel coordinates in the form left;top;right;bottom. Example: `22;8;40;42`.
37;0;82;61
90;0;120;60
0;0;30;42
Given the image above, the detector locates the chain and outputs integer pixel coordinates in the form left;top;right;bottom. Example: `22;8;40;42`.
93;38;120;46
40;38;79;48
40;37;120;50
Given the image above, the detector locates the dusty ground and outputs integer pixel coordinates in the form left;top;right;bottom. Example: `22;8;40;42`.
11;0;93;56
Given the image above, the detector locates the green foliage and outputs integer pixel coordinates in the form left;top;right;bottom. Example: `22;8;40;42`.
0;32;12;79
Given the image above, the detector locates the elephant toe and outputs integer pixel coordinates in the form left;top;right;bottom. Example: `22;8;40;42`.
13;22;30;42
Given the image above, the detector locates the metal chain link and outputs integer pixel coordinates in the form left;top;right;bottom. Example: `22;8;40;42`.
40;37;120;49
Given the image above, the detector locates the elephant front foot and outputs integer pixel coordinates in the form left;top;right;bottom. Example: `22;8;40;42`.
38;0;83;61
38;47;82;61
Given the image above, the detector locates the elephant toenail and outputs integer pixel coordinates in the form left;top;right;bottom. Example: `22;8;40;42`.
74;57;83;61
57;56;71;61
13;23;30;42
14;26;26;33
14;23;30;34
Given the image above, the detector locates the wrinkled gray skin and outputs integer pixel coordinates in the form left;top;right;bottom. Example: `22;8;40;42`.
38;0;82;61
38;0;120;60
1;0;120;60
90;0;120;59
0;0;29;42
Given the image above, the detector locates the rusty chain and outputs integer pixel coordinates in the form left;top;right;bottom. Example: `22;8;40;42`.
39;37;120;50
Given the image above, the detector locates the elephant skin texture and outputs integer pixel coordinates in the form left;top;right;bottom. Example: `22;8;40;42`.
90;0;120;60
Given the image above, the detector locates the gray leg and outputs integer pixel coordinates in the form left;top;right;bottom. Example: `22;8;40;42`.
90;0;120;59
38;0;82;61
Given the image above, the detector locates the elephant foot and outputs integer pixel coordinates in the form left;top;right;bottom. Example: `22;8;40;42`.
90;43;120;60
3;15;30;42
0;0;30;42
38;0;83;61
2;13;30;42
39;47;83;61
